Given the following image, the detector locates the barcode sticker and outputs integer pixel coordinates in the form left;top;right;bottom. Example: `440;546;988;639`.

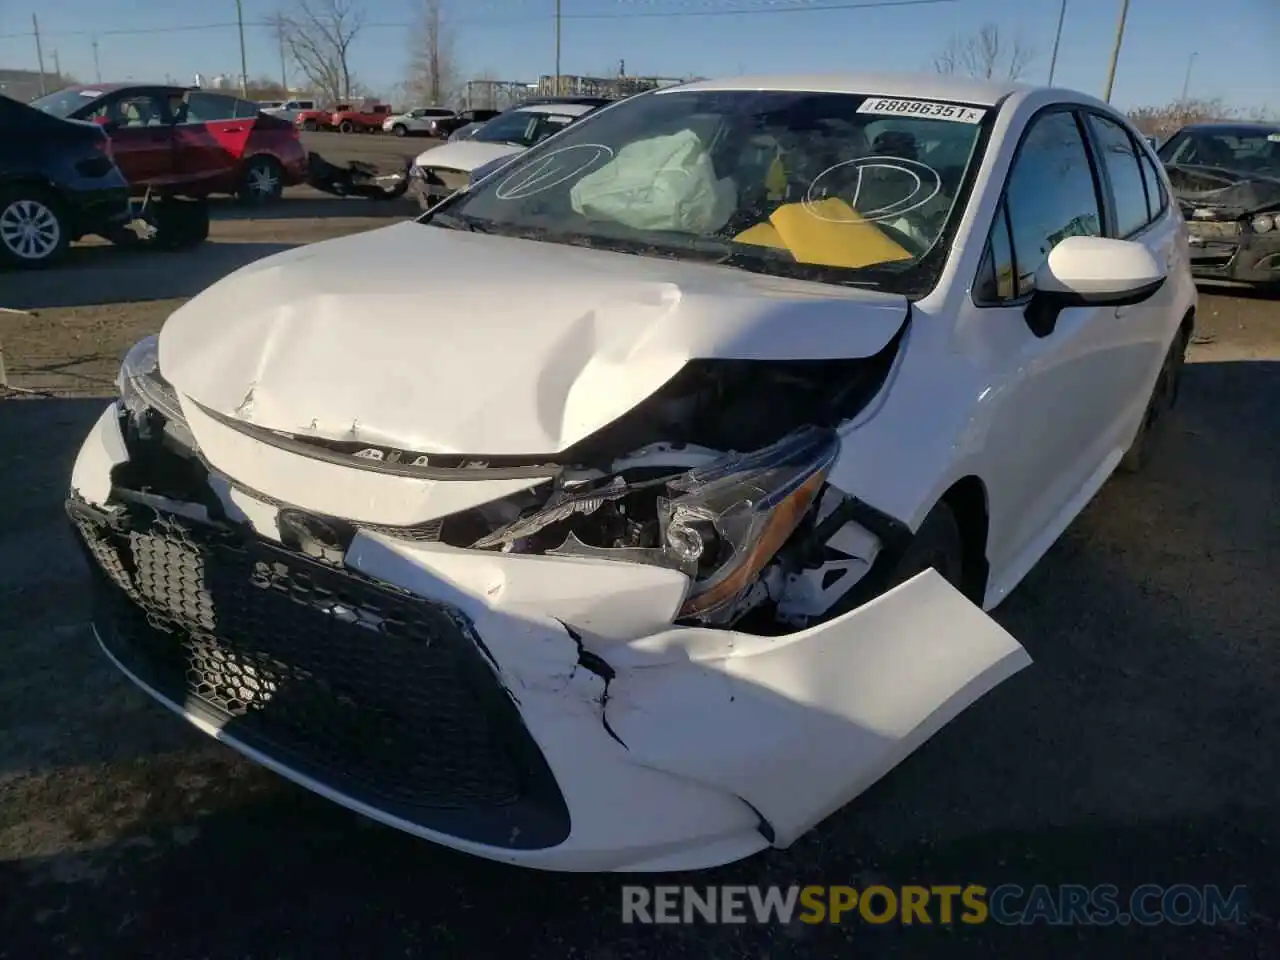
857;97;986;124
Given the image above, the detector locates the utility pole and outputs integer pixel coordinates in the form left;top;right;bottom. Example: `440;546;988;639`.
1102;0;1130;104
92;37;101;83
554;0;562;97
1180;51;1197;103
51;48;61;84
1047;0;1067;86
236;0;249;97
32;14;47;95
277;17;289;94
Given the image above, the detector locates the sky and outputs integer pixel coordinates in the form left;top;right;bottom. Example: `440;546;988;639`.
0;0;1275;111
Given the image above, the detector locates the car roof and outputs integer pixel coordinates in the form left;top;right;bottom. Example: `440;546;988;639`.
64;82;190;95
670;72;1034;106
512;101;596;117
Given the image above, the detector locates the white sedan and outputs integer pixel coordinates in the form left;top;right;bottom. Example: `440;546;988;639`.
407;101;597;207
380;106;456;137
69;73;1195;872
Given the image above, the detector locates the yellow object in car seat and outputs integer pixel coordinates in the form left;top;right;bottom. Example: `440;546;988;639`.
733;197;912;269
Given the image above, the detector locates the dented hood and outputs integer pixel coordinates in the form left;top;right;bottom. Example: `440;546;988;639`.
159;221;908;456
412;139;524;173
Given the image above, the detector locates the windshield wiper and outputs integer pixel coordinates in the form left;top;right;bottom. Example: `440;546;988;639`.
427;212;491;233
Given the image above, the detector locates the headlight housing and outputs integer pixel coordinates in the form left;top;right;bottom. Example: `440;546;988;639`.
118;335;195;449
1251;214;1275;233
473;426;840;624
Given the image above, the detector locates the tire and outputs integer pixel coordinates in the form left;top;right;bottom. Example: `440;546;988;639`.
237;156;285;205
339;120;355;134
152;199;210;251
884;501;966;592
392;124;408;137
0;185;70;268
1119;327;1189;474
302;119;318;132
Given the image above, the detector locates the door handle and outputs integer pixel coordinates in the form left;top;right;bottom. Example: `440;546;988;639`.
223;126;245;133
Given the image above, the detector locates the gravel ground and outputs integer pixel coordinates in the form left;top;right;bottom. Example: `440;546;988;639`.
1;177;1278;957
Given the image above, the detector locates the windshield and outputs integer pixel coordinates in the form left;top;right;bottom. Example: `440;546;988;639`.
29;87;101;118
428;89;990;293
1159;127;1280;175
473;109;576;147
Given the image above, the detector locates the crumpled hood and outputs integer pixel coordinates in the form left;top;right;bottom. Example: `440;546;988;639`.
1168;164;1280;218
159;221;908;456
413;140;524;173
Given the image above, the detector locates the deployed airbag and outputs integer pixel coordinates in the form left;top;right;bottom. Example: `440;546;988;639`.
569;129;736;234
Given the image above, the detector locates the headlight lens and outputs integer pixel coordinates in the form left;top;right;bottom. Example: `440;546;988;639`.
118;335;195;447
474;426;840;623
657;426;838;619
1251;214;1275;233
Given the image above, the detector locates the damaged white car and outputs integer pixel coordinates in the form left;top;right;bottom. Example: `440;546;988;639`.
68;73;1196;872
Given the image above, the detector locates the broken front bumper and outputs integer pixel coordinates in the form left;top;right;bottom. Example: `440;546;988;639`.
1187;220;1280;283
69;402;1030;872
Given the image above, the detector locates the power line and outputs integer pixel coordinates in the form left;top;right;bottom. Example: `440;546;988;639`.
0;0;956;39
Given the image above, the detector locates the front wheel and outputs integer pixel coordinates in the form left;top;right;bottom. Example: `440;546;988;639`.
0;186;70;268
884;501;965;591
302;119;318;132
338;120;355;134
1119;328;1188;473
392;124;407;137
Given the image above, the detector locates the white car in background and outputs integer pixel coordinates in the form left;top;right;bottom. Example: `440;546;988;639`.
260;98;317;124
408;100;597;207
382;106;456;137
70;73;1195;873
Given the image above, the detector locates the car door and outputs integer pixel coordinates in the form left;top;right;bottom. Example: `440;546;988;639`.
1080;110;1180;420
78;90;175;186
173;92;255;192
970;107;1140;580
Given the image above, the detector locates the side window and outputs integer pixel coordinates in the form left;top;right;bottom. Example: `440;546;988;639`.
1087;113;1150;238
1005;111;1102;297
974;199;1016;304
1138;149;1167;222
181;92;238;124
90;93;169;128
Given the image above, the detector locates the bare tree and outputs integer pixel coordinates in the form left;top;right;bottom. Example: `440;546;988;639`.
1126;97;1270;140
405;0;460;107
275;0;365;104
933;23;1035;81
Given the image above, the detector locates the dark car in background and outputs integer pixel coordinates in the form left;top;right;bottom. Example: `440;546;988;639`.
1158;121;1280;286
429;108;501;139
0;94;131;267
29;84;307;204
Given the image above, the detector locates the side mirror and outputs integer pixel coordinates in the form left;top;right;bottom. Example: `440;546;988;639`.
1024;236;1166;337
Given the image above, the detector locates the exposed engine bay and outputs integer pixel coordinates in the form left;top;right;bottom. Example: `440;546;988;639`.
116;329;906;632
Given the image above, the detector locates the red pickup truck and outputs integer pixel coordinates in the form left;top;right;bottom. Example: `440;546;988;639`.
29;83;306;204
331;103;393;134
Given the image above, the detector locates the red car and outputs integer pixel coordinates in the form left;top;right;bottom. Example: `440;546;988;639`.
29;83;307;204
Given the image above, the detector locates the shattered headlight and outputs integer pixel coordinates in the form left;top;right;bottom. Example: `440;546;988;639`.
474;426;840;623
117;335;195;449
656;427;839;619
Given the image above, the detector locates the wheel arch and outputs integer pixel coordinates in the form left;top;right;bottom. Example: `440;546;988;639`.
938;474;991;604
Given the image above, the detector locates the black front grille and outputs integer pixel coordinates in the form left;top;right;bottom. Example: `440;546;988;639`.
69;498;570;850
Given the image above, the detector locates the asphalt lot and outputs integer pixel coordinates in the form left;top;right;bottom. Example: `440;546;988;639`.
1;139;1279;956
